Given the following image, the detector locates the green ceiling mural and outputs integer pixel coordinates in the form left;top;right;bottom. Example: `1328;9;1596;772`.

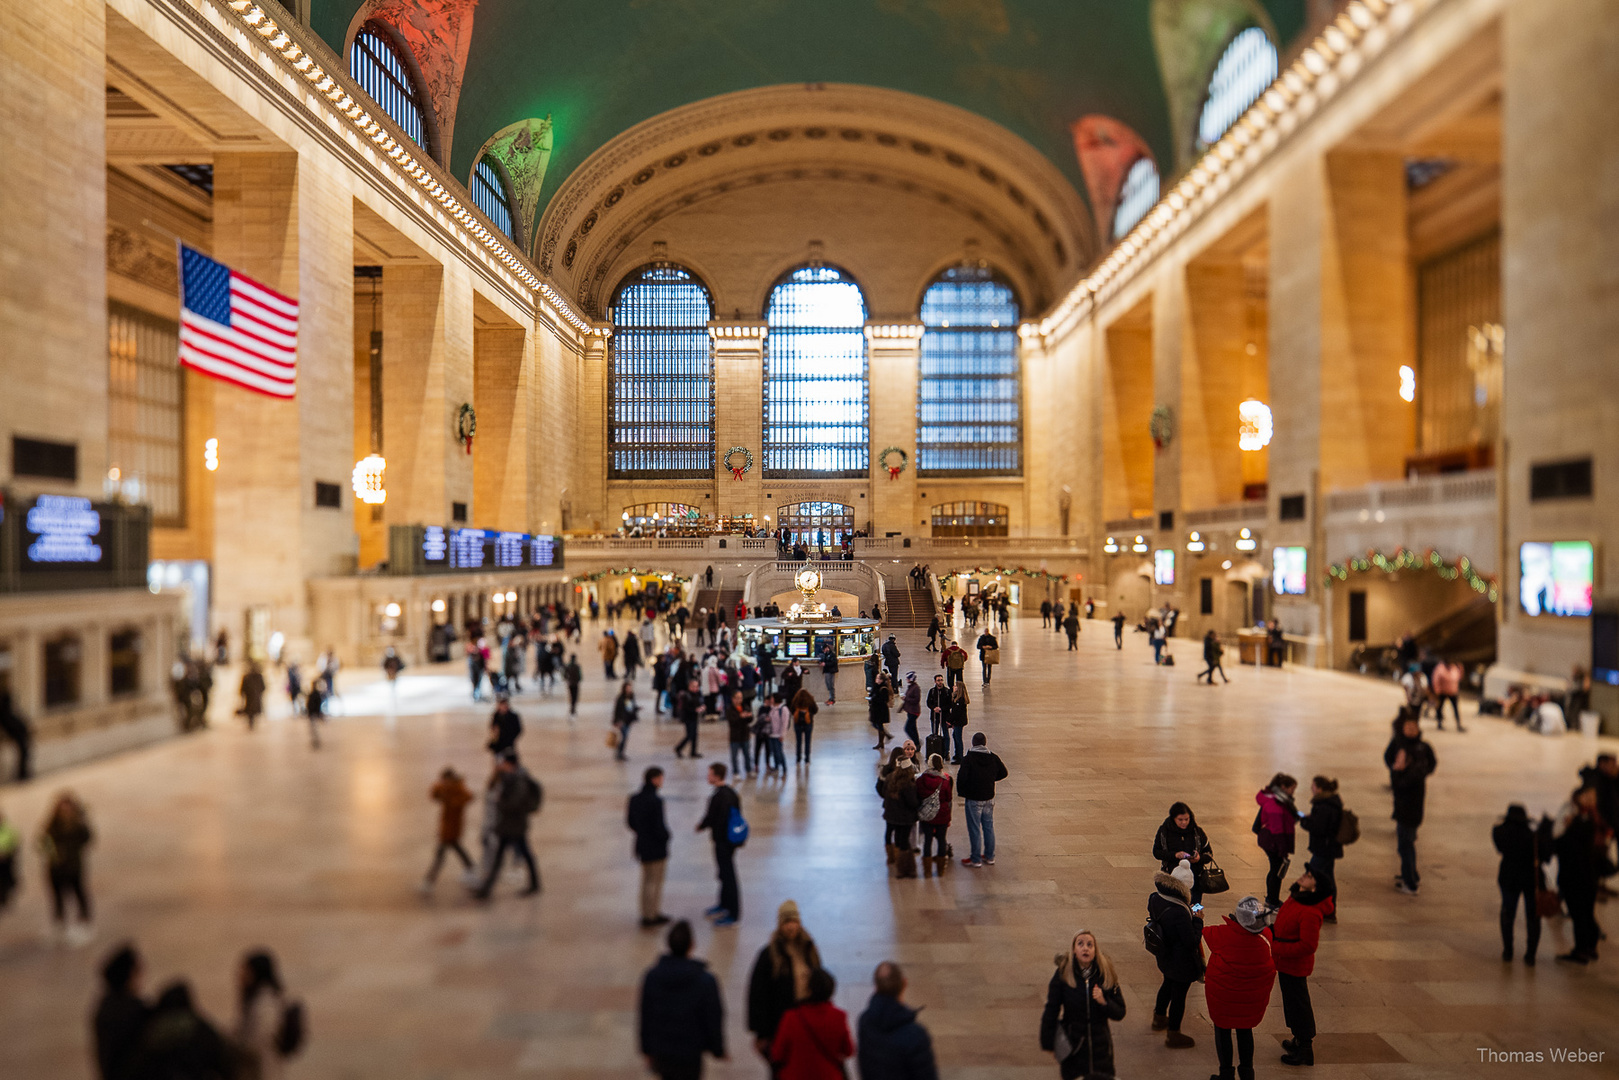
312;0;1307;223
474;116;554;252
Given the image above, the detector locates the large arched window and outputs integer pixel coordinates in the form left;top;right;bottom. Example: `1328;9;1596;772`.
1113;157;1160;240
917;265;1020;475
610;264;715;477
764;266;868;477
471;156;515;239
350;22;429;152
1198;27;1278;147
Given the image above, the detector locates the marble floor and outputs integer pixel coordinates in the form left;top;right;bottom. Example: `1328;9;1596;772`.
1;614;1615;1079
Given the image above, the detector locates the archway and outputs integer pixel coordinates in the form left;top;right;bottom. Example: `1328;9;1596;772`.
776;501;854;547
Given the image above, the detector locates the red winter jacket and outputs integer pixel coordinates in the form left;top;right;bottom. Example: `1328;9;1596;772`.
1255;789;1297;854
1271;894;1334;978
771;1001;854;1080
1202;917;1276;1029
915;769;953;827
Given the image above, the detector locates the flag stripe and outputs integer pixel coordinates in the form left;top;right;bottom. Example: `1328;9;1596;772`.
230;289;299;334
180;322;296;379
180;314;296;368
179;350;296;397
225;308;298;351
230;273;299;315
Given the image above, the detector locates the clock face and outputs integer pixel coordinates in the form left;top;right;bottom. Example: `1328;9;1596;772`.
795;568;821;593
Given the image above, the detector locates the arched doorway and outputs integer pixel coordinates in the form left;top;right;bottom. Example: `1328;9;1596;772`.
930;501;1009;537
776;501;854;547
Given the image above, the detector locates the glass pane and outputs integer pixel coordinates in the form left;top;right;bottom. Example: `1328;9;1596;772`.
917;266;1020;475
350;25;427;150
1199;27;1278;147
765;267;869;476
610;265;715;478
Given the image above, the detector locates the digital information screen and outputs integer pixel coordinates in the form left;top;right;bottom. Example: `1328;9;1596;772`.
409;525;562;575
1519;540;1594;617
1153;549;1175;586
23;495;104;567
1272;546;1308;595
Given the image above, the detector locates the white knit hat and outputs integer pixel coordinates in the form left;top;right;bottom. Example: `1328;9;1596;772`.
1170;858;1196;892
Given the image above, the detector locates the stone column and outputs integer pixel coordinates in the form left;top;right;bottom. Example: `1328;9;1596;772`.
867;326;921;536
473;325;531;532
1100;305;1155;522
1498;0;1619;678
381;262;476;529
712;325;766;528
0;0;106;495
573;332;610;534
211;152;354;661
1181;260;1252;510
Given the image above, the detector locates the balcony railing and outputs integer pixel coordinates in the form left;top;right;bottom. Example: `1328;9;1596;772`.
1324;470;1496;517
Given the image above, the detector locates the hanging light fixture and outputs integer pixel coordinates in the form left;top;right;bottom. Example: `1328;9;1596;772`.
1238;399;1273;450
352;453;387;504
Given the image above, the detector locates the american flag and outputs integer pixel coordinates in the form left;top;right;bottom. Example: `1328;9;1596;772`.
177;244;298;398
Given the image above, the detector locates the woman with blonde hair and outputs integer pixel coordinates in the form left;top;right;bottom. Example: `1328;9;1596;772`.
1039;929;1126;1079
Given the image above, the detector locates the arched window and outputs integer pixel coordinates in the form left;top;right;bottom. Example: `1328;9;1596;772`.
1198;27;1278;147
1112;157;1160;240
350;22;429;151
610;264;715;477
918;265;1020;475
471;156;514;238
776;501;855;547
764;266;868;476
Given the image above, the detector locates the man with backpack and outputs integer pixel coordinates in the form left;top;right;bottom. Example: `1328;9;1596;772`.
697;763;743;926
1384;713;1437;896
940;641;968;688
472;750;543;899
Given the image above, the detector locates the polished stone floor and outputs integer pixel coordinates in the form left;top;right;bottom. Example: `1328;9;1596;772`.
1;613;1615;1079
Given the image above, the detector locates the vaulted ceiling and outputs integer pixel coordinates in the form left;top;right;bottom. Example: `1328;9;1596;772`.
310;1;1312;255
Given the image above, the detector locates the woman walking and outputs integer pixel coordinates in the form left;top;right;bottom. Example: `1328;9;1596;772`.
747;901;826;1064
1203;896;1276;1080
1272;867;1332;1067
1152;801;1214;904
1298;777;1345;918
1254;773;1299;909
612;681;639;762
1039;929;1127;1079
915;753;953;872
868;670;893;751
1198;630;1229;684
40;791;94;945
879;749;920;878
1147;861;1202;1049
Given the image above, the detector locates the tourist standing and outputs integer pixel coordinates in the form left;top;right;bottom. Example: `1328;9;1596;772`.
93;944;147;1080
817;644;839;705
790;689;817;765
1493;803;1542;965
925;674;948;739
975;629;999;685
770;968;853;1080
600;631;619;680
899;673;921;749
235;950;297;1080
1040;599;1052;628
238;663;267;730
868;672;894;750
486;695;523;757
747;901;825;1063
422;767;475;890
697;763;741;926
1431;658;1464;730
881;749;921;879
766;692;792;773
957;732;1007;868
725;690;754;779
638;920;725;1080
1111;611;1125;649
857;962;939;1080
1202;895;1276;1080
1063;609;1080;650
0;690;31;781
612;681;640;761
623;631;642;683
1555;785;1606;964
881;634;902;685
471;751;542;899
915;754;953;871
562;654;582;717
1384;714;1436;896
627;767;672;928
1254;773;1299;908
674;678;702;760
941;640;967;687
1152;802;1213;904
1298;777;1345;915
1147;860;1201;1049
40;791;94;944
946;679;969;765
1039;930;1126;1079
1272;867;1333;1067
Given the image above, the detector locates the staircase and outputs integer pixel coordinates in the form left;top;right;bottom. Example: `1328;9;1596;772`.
693;589;745;621
883;588;937;629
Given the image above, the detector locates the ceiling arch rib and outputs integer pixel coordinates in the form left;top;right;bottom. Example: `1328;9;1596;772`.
539;84;1096;320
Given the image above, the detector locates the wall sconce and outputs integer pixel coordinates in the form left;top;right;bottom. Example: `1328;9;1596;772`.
1235;527;1257;552
383;602;402;618
1187;531;1206;552
1132;535;1148;553
431;598;446;613
204;438;219;472
351;453;386;504
1237;399;1273;450
1398;365;1416;403
1103;536;1119;553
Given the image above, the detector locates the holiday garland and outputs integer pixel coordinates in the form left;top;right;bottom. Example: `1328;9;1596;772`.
456;403;477;454
878;446;908;478
722;445;753;479
570;566;691;585
1326;547;1498;603
947;564;1073;582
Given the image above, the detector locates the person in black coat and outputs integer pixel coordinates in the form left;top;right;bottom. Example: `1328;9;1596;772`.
486;697;522;756
696;764;741;925
1492;803;1543;965
746;900;824;1058
0;690;33;781
858;962;939;1080
94;944;148;1080
1040;930;1128;1079
639;920;725;1079
1555;787;1607;964
1383;714;1436;895
1298;777;1345;914
628;767;672;928
127;981;234;1080
1146;863;1203;1048
1151;801;1213;903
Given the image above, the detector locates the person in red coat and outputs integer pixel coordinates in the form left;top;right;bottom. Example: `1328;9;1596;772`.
771;968;853;1080
1271;865;1334;1067
1202;894;1276;1080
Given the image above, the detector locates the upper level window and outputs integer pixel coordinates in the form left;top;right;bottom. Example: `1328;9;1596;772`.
917;266;1020;475
610;264;714;478
1112;157;1160;240
471;156;514;238
764;266;868;477
1198;27;1278;147
350;23;428;152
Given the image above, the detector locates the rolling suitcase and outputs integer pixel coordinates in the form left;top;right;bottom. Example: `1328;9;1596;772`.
924;733;949;762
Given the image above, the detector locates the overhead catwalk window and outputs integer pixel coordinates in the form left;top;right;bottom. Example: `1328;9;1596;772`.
1112;157;1160;240
1198;27;1278;147
350;22;428;151
108;302;184;525
765;266;869;477
931;501;1010;538
918;265;1020;475
472;156;514;238
609;264;715;478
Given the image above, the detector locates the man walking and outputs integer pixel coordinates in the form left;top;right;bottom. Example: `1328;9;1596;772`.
562;654;582;718
940;640;967;688
956;732;1008;869
472;750;542;899
638;920;725;1080
627;767;672;928
1112;610;1126;649
1063;609;1080;650
486;695;523;757
697;763;742;926
1384;712;1436;896
881;634;902;686
819;643;839;706
674;678;702;759
857;962;939;1080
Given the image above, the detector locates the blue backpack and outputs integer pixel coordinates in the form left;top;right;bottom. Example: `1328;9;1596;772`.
726;804;749;847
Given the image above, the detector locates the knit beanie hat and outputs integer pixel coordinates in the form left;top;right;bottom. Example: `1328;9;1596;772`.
1233;894;1270;932
777;899;801;927
1170;859;1196;892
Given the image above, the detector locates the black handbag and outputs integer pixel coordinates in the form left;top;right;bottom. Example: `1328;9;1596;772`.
1197;858;1230;894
